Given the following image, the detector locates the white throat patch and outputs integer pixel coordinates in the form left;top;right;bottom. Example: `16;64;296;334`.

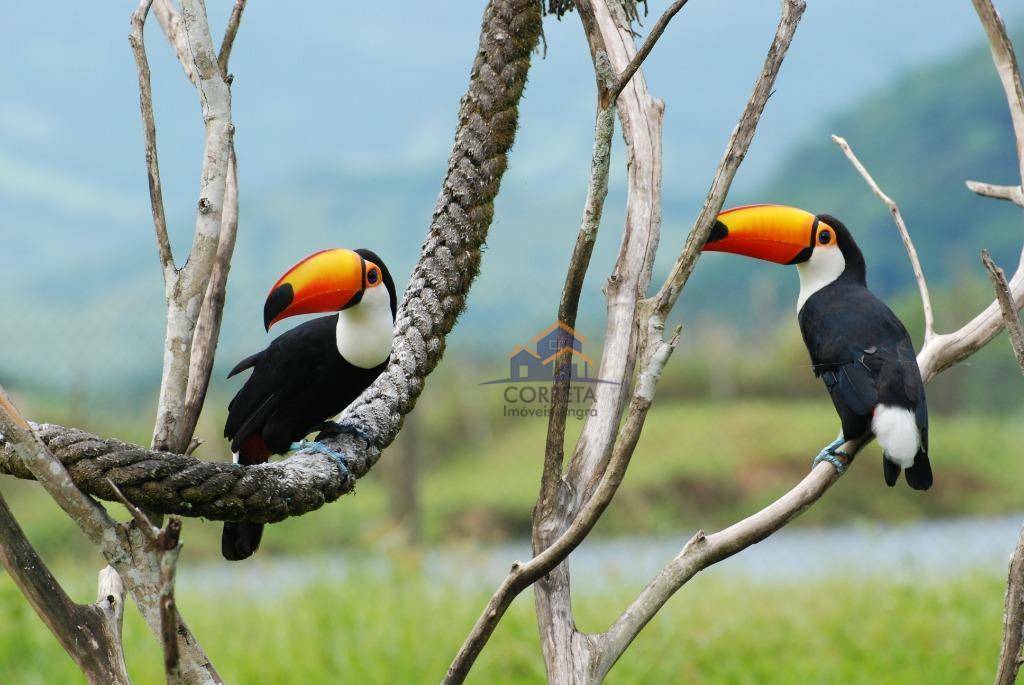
336;285;394;369
796;246;845;312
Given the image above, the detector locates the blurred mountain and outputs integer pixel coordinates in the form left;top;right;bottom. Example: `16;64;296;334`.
1;2;1022;405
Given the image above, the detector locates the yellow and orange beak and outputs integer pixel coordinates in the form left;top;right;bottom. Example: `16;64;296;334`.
702;204;822;265
264;248;370;330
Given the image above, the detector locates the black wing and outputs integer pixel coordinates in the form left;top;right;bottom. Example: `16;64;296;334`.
799;279;927;442
224;315;363;454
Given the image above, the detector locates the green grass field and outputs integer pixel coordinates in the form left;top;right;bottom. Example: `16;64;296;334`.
0;568;1008;684
2;398;1022;682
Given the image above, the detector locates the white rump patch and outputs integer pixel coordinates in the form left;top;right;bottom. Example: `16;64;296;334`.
336;284;394;369
872;404;920;468
796;245;846;311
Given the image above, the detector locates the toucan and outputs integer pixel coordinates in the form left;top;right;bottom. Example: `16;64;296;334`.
703;204;932;490
221;248;397;560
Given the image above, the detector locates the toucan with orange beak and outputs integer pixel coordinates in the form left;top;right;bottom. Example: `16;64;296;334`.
221;248;397;560
703;205;931;490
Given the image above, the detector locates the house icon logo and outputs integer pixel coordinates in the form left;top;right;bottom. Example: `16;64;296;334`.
508;321;592;382
482;321;614;386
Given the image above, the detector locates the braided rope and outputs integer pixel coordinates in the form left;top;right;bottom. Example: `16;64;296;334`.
0;0;543;524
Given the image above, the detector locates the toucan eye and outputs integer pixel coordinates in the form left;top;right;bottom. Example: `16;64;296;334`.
818;230;832;245
366;268;379;285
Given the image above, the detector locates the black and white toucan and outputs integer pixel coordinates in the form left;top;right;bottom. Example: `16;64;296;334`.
703;204;932;490
221;248;397;560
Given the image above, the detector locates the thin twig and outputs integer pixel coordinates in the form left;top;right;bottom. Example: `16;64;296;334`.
131;0;175;281
107;478;161;541
833;134;936;340
217;0;247;76
966;180;1024;207
982;250;1024;372
538;105;615;522
604;0;690;107
650;0;807;321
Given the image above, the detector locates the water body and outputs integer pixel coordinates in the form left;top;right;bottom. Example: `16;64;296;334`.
180;515;1024;596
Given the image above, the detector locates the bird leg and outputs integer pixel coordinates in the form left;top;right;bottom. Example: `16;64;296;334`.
811;431;851;475
310;419;372;445
286;420;374;479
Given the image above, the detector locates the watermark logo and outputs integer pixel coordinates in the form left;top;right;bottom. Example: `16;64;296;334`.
481;321;617;419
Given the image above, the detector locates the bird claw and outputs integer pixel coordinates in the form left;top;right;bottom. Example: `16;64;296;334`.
311;420;372;445
289;438;350;478
811;436;850;475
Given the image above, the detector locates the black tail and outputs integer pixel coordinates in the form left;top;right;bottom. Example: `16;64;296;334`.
222;521;264;561
882;456;900;487
904;450;933;491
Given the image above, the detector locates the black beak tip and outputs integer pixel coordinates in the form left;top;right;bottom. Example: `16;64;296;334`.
704;220;729;246
263;283;294;332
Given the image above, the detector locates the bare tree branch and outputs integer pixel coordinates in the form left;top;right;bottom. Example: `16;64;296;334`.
446;325;680;684
594;36;1024;674
604;0;690;108
972;0;1024;185
152;0;198;86
149;0;235;454
0;386;221;685
539;105;615;528
447;1;806;682
218;0;246;77
182;149;239;446
131;0;175;281
109;479;185;684
990;254;1024;685
649;0;805;323
983;250;1024;372
833;134;936;340
0;494;130;684
531;0;670;674
997;526;1024;685
967;180;1024;207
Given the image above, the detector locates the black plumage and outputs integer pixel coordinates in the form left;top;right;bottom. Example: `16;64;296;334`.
797;216;931;490
223;315;389;456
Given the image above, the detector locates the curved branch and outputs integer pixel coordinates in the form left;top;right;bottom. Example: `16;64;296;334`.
0;0;543;522
832;134;935;340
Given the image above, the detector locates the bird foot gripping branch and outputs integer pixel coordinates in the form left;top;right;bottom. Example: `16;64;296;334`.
811;435;850;475
288;419;377;477
290;439;350;477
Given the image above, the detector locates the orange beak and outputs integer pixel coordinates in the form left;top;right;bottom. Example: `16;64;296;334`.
702;204;818;265
263;249;367;330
